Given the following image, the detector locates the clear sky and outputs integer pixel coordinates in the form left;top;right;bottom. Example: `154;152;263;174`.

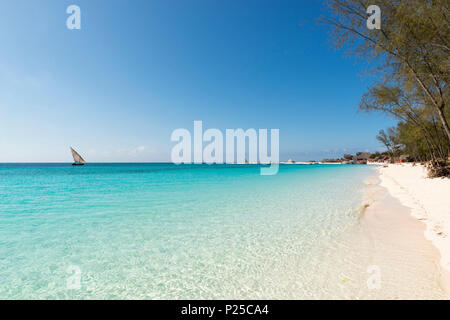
0;0;394;162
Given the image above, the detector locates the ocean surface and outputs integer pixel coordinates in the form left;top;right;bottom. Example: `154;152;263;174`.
0;163;444;299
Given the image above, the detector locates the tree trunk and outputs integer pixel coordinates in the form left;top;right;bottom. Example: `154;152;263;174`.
436;105;450;144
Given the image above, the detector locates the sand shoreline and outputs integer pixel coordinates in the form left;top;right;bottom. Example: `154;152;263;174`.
375;163;450;292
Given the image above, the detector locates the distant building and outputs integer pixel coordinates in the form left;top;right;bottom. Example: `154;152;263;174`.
352;152;371;164
343;154;353;161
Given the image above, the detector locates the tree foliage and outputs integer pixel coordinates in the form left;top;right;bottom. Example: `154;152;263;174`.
322;0;450;175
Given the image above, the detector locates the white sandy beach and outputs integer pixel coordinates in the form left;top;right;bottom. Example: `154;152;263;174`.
377;163;450;290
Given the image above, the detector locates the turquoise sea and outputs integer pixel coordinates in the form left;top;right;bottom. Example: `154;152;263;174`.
0;163;374;299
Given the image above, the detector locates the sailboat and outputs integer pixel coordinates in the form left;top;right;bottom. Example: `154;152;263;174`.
70;147;86;166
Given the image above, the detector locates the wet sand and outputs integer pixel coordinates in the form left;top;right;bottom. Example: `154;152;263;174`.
377;164;450;284
352;173;449;299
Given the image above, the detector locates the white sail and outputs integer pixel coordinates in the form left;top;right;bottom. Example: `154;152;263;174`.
70;147;86;164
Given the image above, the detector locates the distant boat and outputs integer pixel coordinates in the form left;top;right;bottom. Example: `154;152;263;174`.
70;147;86;166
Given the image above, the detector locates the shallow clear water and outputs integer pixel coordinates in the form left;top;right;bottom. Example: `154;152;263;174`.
0;163;419;299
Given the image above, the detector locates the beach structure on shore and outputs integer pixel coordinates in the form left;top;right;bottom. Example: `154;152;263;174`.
352;152;371;164
294;151;417;165
319;152;371;164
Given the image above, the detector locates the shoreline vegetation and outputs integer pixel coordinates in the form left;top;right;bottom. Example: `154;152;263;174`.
283;151;429;165
321;0;449;178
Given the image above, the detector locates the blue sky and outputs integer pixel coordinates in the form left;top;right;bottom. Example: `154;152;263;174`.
0;0;393;162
